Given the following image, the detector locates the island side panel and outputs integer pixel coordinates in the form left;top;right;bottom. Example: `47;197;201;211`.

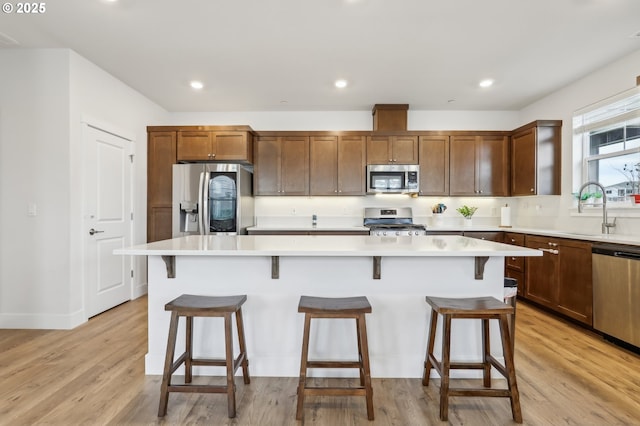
146;254;505;378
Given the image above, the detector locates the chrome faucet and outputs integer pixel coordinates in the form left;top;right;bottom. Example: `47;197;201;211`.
577;181;616;234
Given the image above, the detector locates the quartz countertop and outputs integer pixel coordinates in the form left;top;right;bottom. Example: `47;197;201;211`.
115;234;542;257
248;224;640;247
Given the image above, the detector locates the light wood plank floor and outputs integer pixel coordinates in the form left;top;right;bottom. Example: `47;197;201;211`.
1;296;639;425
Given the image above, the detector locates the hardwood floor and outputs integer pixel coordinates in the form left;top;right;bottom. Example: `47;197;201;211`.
1;296;639;425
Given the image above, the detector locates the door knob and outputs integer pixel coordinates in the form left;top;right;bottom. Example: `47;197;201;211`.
89;228;104;235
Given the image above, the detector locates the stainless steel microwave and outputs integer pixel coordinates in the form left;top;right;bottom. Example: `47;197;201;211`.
366;164;420;194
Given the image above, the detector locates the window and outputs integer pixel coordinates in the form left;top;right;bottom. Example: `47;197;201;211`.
574;87;640;202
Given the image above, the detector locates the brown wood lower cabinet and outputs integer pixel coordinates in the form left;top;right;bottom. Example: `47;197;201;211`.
525;235;593;325
504;232;526;296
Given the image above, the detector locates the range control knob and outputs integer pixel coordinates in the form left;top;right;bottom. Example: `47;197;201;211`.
396;231;401;236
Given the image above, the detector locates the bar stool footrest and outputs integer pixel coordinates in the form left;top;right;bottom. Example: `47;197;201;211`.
167;384;232;394
306;360;362;369
448;388;512;398
304;387;368;396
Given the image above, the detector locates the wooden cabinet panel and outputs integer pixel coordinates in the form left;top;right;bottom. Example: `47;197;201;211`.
281;137;309;195
511;120;562;196
418;135;449;196
477;135;509;196
310;135;365;195
556;239;593;324
255;136;309;195
366;135;417;164
147;131;176;242
505;269;525;297
177;130;253;163
213;132;253;162
337;136;366;195
392;135;418;164
450;135;509;196
525;235;558;307
177;131;211;161
148;207;173;242
254;137;281;195
449;135;477;195
310;136;338;195
524;234;593;325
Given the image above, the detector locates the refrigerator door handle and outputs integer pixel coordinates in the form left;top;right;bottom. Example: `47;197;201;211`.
198;171;206;235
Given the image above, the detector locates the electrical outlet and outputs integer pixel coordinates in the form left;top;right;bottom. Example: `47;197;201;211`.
292;208;296;215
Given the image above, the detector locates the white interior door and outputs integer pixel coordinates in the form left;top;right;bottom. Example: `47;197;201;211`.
83;124;132;318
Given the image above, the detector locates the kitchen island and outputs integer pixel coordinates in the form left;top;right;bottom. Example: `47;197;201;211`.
116;235;541;378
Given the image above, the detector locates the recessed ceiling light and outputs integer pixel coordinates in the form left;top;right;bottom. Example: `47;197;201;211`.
335;79;348;89
190;81;204;90
479;79;494;88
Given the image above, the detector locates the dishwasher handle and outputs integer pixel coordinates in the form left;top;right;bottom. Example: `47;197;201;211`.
613;251;640;260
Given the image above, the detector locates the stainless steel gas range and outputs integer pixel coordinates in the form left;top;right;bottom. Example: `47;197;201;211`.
363;207;427;236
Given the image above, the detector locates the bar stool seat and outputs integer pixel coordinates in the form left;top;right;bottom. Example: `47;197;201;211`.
422;296;522;423
158;294;250;419
296;295;374;421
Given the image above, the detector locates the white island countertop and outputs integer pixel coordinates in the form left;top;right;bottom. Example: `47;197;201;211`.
116;234;542;257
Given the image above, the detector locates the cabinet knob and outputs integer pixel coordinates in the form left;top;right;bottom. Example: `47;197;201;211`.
530;188;534;192
511;238;516;243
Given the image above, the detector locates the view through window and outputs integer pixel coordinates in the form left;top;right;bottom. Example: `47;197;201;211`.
574;87;640;201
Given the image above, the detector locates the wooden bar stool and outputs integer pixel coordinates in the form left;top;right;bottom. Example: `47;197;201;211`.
296;295;374;421
158;294;250;418
422;296;522;423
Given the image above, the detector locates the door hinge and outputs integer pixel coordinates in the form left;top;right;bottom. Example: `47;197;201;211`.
130;212;134;220
129;154;134;163
130;269;134;278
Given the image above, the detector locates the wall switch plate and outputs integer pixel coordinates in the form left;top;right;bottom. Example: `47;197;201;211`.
27;203;37;216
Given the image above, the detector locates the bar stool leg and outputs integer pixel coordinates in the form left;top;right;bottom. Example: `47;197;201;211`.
296;313;312;420
439;314;452;421
422;309;438;386
185;316;193;384
499;313;522;423
356;316;365;386
482;318;491;388
223;312;237;418
158;311;179;417
357;313;374;421
235;308;251;384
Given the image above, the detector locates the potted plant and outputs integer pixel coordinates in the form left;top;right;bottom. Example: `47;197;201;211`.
456;205;478;227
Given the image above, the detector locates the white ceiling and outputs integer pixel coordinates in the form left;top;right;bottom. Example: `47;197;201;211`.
1;0;639;112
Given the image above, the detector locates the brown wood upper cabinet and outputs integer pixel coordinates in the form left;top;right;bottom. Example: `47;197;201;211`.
511;120;562;196
177;131;253;163
254;136;309;195
147;131;176;242
310;135;366;195
366;135;418;164
449;134;509;196
418;135;450;196
524;235;593;325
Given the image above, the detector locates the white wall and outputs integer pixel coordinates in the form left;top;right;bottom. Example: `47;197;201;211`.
0;49;72;327
0;49;168;329
515;49;640;235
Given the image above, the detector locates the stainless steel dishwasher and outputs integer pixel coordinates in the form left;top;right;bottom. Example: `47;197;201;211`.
592;243;640;348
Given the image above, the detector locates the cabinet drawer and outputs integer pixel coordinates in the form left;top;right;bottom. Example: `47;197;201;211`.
506;255;525;272
504;232;524;246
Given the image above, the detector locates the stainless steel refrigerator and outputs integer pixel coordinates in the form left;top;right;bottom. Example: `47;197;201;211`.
172;163;254;236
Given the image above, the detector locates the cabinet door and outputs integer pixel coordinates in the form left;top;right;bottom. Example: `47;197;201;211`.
511;127;537;196
281;136;309;195
524;235;558;308
418;135;449;195
477;135;509;196
212;131;252;162
556;239;593;325
449;135;477;195
366;136;391;164
177;131;212;161
254;137;281;195
337;136;366;195
505;269;525;297
147;131;176;242
392;135;418;164
310;136;338;195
